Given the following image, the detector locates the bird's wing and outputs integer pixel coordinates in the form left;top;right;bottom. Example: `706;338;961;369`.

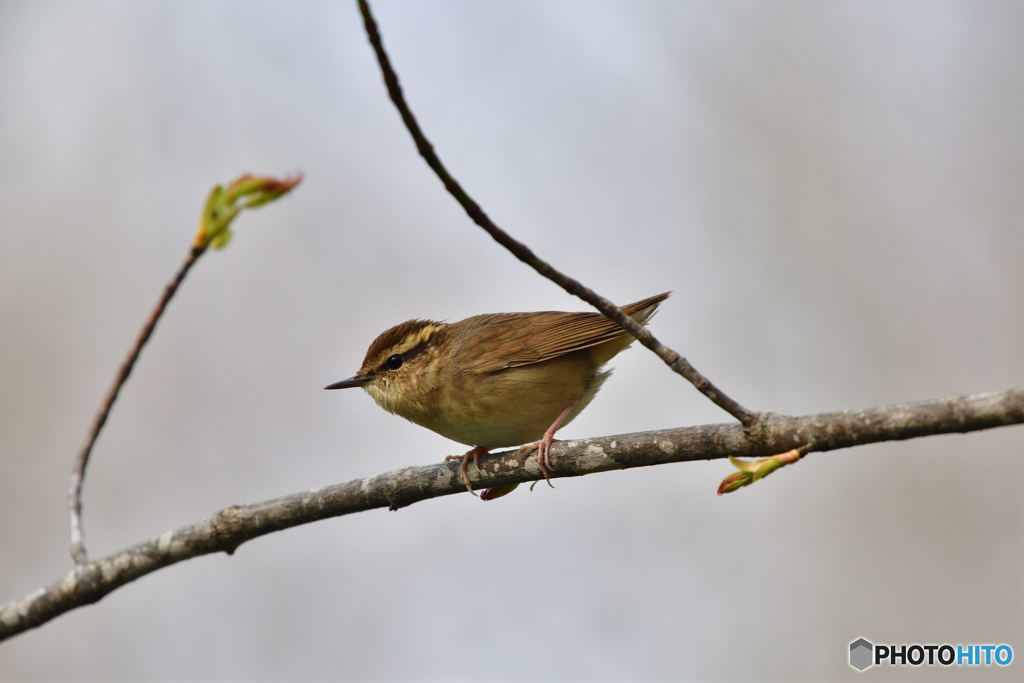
463;292;669;373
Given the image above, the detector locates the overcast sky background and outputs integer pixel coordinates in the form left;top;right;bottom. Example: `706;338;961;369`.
0;1;1021;680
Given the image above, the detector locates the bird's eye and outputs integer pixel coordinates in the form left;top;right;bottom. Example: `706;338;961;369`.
386;354;404;370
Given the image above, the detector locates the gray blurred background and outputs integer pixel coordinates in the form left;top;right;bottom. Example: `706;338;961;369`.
1;1;1020;680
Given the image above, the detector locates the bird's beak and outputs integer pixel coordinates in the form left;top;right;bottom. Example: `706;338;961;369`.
323;374;372;390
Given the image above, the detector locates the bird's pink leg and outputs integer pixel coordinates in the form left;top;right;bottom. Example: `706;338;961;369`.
518;403;574;488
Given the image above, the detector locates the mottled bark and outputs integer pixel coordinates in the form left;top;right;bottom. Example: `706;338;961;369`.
4;387;1020;642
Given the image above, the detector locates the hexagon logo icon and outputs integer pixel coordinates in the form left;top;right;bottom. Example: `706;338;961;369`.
849;637;874;671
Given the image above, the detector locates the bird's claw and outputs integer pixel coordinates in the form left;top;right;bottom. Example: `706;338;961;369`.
446;447;488;496
518;437;557;489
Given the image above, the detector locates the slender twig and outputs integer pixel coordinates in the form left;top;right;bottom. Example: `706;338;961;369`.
355;0;756;426
68;244;206;565
66;173;301;566
9;388;1020;642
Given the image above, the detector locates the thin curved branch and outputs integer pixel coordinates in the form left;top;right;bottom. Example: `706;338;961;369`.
67;173;301;566
68;244;206;566
7;387;1021;642
355;0;756;426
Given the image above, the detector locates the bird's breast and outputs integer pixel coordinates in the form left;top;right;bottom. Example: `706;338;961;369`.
424;354;602;448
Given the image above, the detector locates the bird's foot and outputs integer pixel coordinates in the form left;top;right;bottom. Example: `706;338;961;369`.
517;435;559;489
445;446;488;496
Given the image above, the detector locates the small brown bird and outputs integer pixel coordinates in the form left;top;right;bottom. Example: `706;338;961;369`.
325;292;669;496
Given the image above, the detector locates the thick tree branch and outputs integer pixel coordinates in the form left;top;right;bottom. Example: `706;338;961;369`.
355;0;756;426
6;387;1021;642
